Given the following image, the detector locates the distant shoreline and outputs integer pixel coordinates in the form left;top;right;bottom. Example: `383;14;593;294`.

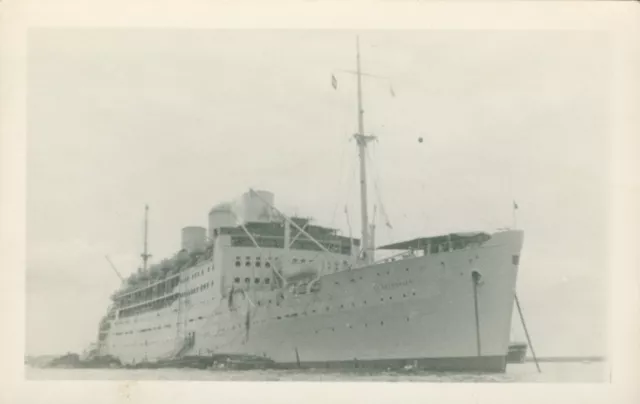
524;356;606;363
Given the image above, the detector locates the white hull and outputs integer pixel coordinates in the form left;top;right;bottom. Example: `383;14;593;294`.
102;230;523;372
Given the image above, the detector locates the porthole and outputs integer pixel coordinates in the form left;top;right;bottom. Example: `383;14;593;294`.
245;261;251;267
254;278;260;284
301;259;306;264
244;277;250;283
265;262;271;268
292;258;298;264
255;261;261;268
265;278;271;284
235;262;241;267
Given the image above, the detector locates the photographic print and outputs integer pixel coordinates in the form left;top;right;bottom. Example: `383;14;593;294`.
23;27;613;383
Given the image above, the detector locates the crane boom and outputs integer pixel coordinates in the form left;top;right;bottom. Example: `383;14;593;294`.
105;255;124;281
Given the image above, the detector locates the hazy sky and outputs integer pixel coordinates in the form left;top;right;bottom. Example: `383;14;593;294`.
27;29;611;356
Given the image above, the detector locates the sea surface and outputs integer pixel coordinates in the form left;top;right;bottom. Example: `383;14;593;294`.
25;361;608;382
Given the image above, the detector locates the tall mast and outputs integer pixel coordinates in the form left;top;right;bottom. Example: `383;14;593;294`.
141;204;151;272
353;36;376;265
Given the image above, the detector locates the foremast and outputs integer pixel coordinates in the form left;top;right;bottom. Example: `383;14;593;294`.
353;36;376;265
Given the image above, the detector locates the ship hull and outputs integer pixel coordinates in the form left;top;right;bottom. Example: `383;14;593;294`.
104;230;523;373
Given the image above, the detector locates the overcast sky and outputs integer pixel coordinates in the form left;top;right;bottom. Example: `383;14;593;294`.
27;29;611;357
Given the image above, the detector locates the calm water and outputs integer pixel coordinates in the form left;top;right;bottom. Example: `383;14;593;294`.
25;362;608;382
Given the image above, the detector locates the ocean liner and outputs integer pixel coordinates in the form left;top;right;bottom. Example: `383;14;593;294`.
93;38;524;372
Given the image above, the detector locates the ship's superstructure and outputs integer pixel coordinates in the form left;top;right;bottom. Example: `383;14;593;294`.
93;37;524;372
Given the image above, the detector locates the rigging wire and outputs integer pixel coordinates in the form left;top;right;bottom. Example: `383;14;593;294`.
328;134;351;228
366;143;394;244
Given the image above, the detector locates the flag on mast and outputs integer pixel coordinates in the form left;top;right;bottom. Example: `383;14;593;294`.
331;74;338;90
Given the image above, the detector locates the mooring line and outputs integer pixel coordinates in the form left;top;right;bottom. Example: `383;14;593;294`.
515;293;541;373
471;271;482;357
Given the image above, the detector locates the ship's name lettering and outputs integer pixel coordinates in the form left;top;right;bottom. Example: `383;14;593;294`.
375;279;413;291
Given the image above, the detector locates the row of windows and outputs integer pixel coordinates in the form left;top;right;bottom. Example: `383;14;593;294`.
179;265;215;282
235;259;272;268
112;287;420;342
114;323;173;337
118;276;180;306
233;258;349;270
139;324;169;333
181;281;214;297
119;294;179;318
233;277;272;285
